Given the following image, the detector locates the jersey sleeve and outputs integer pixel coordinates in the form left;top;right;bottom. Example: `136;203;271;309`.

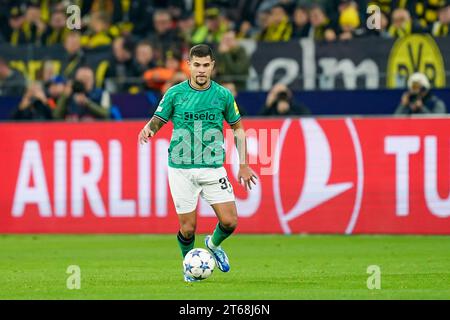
223;90;241;125
153;89;175;123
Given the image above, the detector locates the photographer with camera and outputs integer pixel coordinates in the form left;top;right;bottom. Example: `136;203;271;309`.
12;82;53;121
260;83;311;116
54;66;111;121
395;72;447;115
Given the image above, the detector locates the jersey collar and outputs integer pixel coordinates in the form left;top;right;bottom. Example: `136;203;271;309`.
188;79;212;91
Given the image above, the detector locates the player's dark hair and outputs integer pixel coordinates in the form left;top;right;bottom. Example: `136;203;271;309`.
189;44;215;61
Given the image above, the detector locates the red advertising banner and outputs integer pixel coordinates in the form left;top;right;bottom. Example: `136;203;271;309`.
0;118;449;234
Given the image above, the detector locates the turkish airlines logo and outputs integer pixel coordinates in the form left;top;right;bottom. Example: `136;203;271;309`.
273;118;364;234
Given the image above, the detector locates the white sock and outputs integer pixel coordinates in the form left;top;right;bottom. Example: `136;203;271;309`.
208;237;218;249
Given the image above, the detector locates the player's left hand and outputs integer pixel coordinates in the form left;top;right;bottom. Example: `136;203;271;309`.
238;165;258;190
138;123;154;145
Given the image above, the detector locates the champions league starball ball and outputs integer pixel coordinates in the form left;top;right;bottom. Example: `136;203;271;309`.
183;248;215;280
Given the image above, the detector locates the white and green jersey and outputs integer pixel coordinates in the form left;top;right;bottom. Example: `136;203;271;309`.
153;80;241;169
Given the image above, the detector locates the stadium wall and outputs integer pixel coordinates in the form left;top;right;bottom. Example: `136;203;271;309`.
1;118;449;234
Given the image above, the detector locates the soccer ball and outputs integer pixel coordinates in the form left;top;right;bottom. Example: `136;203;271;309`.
183;248;215;280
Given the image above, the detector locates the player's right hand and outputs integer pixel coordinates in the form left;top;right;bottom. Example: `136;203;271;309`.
138;124;154;145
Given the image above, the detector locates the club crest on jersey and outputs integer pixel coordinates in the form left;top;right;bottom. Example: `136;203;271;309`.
184;111;216;121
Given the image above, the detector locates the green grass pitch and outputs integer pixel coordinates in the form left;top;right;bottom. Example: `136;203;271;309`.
0;234;449;299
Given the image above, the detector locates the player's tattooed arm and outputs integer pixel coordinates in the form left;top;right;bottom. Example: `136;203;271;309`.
138;116;165;144
147;116;166;134
231;120;258;190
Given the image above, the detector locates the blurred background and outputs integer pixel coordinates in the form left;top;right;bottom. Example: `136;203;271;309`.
0;0;449;121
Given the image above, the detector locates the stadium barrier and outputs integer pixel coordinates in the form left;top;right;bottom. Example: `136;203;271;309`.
2;89;450;120
0;117;449;234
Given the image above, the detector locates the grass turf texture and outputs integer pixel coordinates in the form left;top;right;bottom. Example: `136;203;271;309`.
0;235;449;299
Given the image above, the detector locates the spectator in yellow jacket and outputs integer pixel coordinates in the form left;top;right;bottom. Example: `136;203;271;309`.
81;12;118;49
258;4;293;42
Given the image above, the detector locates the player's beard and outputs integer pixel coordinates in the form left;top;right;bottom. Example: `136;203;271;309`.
195;75;209;87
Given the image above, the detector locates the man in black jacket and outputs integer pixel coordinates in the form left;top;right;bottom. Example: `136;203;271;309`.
260;83;311;116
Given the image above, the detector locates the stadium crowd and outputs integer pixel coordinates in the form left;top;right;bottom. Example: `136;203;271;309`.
0;0;449;120
1;1;449;47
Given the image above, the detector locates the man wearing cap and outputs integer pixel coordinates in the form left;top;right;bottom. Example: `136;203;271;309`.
395;72;447;115
177;11;196;46
191;7;228;44
45;75;66;110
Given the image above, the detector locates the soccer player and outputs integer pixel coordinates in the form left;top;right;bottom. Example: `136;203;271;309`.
138;44;257;282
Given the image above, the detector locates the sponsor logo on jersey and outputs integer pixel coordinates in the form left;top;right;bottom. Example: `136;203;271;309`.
183;111;217;121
